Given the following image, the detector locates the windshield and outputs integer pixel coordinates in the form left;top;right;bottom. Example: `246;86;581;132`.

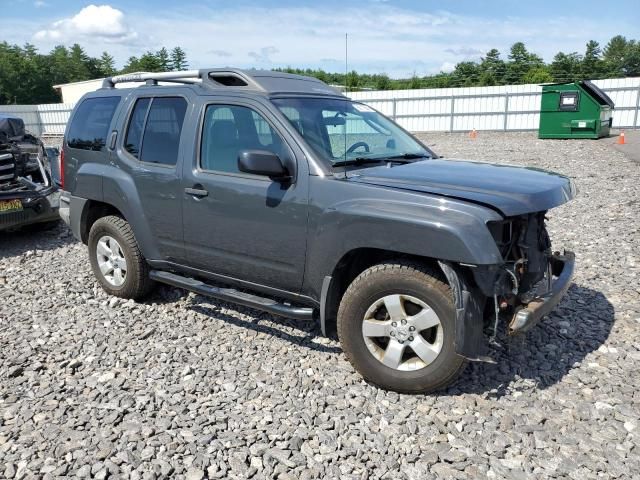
272;97;431;168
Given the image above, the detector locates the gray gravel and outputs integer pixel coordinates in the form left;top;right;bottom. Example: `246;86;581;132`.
1;132;639;479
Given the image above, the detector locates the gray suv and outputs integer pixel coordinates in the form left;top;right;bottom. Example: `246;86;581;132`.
60;69;575;393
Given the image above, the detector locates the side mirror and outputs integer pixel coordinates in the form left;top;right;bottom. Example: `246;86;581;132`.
238;150;289;179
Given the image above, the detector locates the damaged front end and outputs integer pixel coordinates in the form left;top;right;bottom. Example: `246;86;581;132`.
475;212;575;335
0;116;59;231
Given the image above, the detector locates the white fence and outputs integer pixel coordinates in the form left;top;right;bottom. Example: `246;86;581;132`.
1;77;639;136
0;103;73;137
350;77;640;132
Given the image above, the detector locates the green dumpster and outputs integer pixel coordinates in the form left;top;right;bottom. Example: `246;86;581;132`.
538;80;614;139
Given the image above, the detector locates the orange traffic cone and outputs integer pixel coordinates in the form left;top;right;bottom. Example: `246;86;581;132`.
469;128;478;139
618;131;626;145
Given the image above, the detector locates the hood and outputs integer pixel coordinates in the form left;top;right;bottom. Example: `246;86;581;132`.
347;158;576;216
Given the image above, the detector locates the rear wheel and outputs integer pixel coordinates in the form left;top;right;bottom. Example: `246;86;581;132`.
337;262;465;393
88;215;154;299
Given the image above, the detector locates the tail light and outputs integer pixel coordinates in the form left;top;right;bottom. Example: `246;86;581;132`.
59;147;65;189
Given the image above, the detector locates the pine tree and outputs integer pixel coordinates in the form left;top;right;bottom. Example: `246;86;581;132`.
582;40;603;79
603;35;628;77
98;52;116;76
157;47;170;71
121;56;141;74
170;47;188;71
479;49;505;85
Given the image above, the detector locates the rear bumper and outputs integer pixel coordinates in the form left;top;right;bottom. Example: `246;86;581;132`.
509;251;576;334
0;190;60;231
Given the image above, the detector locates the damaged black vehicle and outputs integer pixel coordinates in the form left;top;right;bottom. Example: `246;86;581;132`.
0;115;59;232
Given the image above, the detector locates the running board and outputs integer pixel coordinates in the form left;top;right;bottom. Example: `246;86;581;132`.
149;270;314;321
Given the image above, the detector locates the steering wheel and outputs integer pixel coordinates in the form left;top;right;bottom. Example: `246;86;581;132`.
346;141;370;154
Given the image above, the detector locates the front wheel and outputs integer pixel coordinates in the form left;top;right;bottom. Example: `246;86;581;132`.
337;262;465;393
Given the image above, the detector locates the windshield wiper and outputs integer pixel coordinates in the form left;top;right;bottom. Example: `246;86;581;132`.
332;152;431;168
332;157;390;167
382;152;431;160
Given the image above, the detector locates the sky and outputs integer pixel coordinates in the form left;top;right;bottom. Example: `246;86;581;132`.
3;0;639;78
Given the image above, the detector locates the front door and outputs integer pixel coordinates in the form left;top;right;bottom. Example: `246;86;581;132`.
182;100;309;293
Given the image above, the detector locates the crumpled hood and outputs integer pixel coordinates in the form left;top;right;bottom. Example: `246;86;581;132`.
346;158;576;216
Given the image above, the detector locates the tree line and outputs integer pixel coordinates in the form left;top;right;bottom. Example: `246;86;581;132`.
280;36;640;91
0;43;188;104
1;35;639;104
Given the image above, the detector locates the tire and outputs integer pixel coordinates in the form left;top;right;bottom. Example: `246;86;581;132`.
337;262;466;393
88;215;154;299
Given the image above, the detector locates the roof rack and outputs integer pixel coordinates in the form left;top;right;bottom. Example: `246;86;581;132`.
102;69;265;90
101;68;344;97
102;70;202;88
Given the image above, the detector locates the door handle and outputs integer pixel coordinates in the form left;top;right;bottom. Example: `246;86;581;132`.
185;187;208;197
108;130;117;150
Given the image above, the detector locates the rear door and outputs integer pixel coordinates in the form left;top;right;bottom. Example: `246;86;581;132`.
112;92;192;263
181;98;310;293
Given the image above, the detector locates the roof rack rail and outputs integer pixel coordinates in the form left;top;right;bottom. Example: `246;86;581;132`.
102;70;201;88
100;68;343;96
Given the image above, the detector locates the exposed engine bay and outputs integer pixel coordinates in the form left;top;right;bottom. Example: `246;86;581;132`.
0;116;51;190
0;115;59;230
490;212;553;301
468;211;570;336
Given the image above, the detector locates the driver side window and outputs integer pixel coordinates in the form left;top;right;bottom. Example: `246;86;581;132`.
200;104;287;173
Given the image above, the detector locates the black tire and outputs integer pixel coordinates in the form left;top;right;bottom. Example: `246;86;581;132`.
88;215;154;299
337;262;466;393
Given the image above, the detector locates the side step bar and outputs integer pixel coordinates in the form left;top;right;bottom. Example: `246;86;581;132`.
149;270;314;321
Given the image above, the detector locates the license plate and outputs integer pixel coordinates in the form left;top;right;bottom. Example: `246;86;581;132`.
0;199;23;214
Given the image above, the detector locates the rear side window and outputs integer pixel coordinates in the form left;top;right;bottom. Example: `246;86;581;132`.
124;97;187;166
67;96;120;151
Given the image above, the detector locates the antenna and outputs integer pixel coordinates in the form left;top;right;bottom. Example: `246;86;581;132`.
343;32;349;177
345;33;348;94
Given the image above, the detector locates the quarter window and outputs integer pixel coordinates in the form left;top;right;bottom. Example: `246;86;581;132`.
201;105;287;173
124;98;150;158
67;96;120;151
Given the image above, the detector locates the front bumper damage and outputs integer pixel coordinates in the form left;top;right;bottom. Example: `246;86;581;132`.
508;251;575;334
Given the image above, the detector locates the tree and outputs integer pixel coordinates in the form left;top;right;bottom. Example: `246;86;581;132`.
170;47;188;70
451;61;480;86
373;74;391;90
157;47;170;71
550;52;582;82
68;44;91;81
505;42;544;84
346;70;360;90
479;48;505;85
603;35;628;76
523;67;553;84
121;56;141;74
98;52;116;76
622;40;640;76
582;40;603;79
137;51;164;72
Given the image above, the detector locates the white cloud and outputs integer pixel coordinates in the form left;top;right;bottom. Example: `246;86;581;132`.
34;4;138;43
438;62;457;73
34;1;48;7
248;46;279;64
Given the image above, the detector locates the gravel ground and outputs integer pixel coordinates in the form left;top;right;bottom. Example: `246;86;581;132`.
1;132;639;479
